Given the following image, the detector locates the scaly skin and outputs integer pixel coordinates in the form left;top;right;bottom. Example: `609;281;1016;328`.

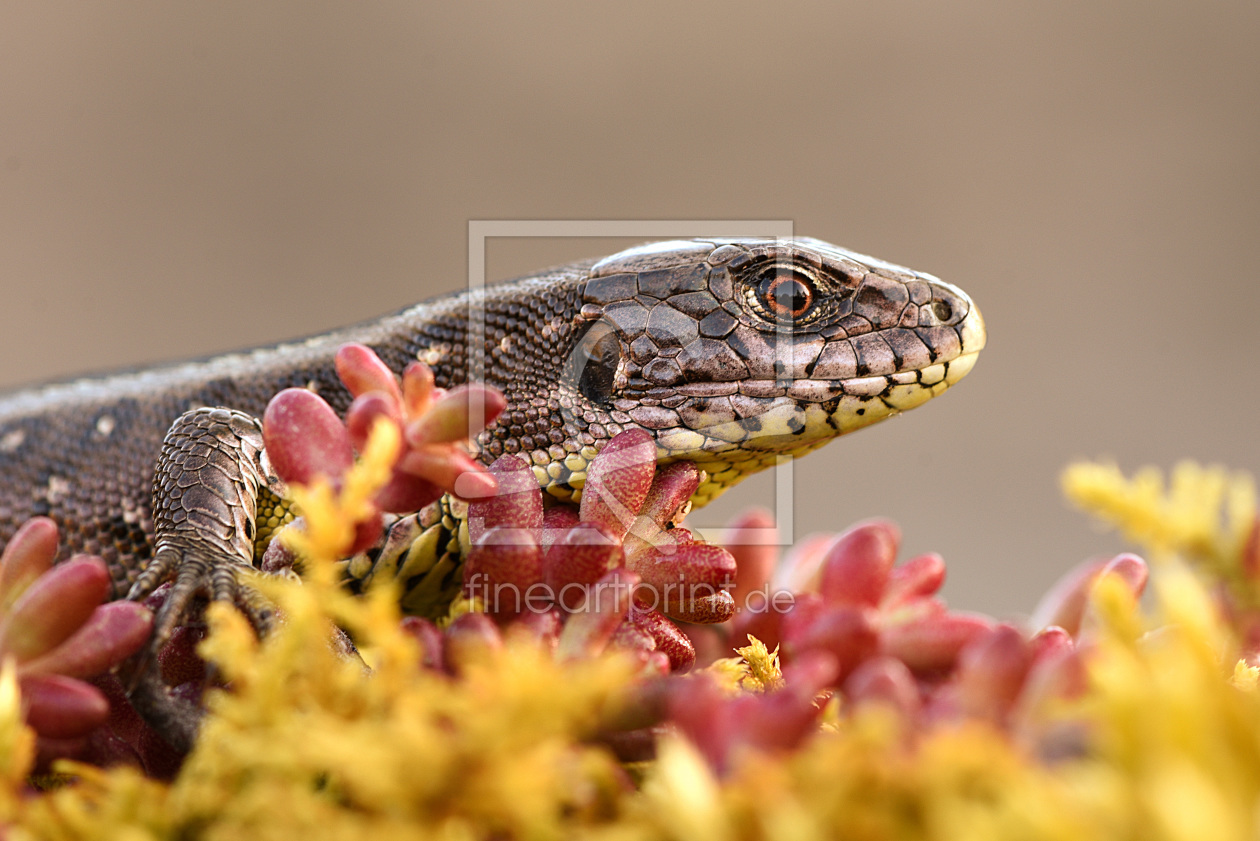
0;236;984;619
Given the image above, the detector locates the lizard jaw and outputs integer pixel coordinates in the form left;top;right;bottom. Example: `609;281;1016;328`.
652;297;985;504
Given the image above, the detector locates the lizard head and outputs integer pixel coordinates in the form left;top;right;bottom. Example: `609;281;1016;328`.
563;237;986;505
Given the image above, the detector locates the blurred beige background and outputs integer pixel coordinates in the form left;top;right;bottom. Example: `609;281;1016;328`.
1;1;1257;617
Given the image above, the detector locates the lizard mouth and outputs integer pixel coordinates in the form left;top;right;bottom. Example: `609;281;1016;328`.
653;299;985;454
654;348;982;455
668;348;980;402
646;300;985;506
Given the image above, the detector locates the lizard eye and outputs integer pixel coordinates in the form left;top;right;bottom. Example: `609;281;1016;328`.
753;266;816;323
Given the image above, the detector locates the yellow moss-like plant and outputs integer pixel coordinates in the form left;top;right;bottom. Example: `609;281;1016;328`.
634;562;1260;841
1063;461;1257;583
8;455;1260;839
15;420;640;840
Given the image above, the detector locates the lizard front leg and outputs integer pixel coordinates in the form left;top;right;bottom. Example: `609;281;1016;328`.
125;407;281;749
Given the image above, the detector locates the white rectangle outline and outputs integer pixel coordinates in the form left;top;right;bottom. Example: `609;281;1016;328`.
467;220;797;546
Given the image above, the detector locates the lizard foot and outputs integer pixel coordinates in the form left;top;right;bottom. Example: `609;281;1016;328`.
123;407;278;752
124;538;274;752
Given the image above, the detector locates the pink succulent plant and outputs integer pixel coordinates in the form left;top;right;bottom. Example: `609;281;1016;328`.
661;517;1153;774
261;343;504;556
0;517;152;767
461;429;741;673
668;652;837;777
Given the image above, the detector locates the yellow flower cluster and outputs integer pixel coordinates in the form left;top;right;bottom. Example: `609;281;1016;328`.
4;456;1260;839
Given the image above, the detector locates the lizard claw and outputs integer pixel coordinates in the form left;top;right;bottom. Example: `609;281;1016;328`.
132;539;272;652
124;538;274;752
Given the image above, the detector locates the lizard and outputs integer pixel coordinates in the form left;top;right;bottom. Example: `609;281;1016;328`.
0;236;984;741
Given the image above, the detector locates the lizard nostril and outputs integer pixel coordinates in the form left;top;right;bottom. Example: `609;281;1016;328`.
931;299;953;323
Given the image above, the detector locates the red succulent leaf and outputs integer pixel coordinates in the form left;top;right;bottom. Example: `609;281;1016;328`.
514;608;563;649
1018;628;1087;711
770;532;837;595
1028;557;1110;636
20;600;152;680
557;569;639;660
399;447;497;502
883;553;947;607
880;610;996;674
0;516;60;609
668;664;825;776
629;609;696;672
372;471;443;515
667;589;735;626
950;624;1035;724
400;616;445;671
630;543;736;624
401;362;436;418
781;597;879;683
677;623;730;668
346;514;385;557
345;391;403;453
642;651;672;676
818;519;900;608
622;462;703;562
579;429;656;541
878;591;947;629
265;346;503;518
405;384;506;446
335;343;403;404
739;673;828;754
781;648;842;695
629;542;736;595
85;673;184;779
639;462;701;528
541;505;581;551
1029;553;1149;636
0;557;111;662
157;625;210;690
443;612;504;674
844;655;923;718
723;508;778;621
262;387;354;486
667;675;733;772
1029;625;1074;661
467;455;543;546
1242;516;1260;581
667;527;696;545
609;619;656;662
544;523;624;611
463;527;545;620
20;673;109;739
729;600;788;653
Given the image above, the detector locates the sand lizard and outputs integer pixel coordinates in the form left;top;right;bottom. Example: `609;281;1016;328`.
0;237;985;739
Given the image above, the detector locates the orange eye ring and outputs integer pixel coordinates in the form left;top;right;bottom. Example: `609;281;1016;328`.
757;269;815;321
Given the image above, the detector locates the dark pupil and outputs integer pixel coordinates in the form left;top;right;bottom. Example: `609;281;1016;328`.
760;272;811;317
